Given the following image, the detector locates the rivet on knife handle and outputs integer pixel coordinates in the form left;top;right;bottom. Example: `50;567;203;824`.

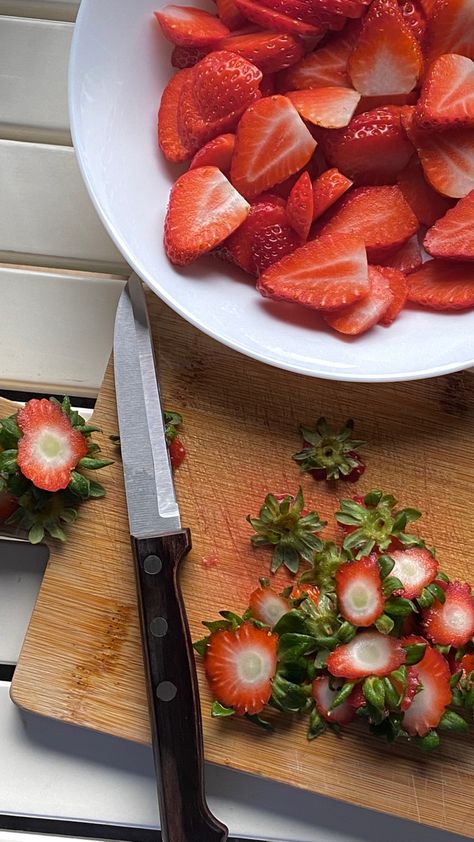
131;528;228;842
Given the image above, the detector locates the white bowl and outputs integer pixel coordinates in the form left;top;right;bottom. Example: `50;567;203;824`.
69;0;474;382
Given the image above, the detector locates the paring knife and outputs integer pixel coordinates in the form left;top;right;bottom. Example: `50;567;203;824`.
114;274;228;842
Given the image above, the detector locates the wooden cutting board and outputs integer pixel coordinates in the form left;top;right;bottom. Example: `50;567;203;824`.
9;292;474;837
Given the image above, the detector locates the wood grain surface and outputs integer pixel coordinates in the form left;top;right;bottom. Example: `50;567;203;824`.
8;292;474;837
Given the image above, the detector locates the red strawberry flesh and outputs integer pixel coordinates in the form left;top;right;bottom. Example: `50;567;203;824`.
155;5;230;47
389;547;439;598
336;555;384;626
424;190;474;261
312;676;355;724
401;635;452;735
408;259;474;309
422;581;474;646
323;265;394;334
327;630;406;678
249;586;289;627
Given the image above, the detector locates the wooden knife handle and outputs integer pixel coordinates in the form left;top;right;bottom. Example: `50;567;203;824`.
131;530;228;842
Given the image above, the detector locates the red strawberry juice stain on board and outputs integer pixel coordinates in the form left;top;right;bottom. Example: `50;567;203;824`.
201;554;219;568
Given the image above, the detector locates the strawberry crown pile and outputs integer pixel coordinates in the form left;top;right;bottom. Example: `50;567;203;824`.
195;488;474;750
156;0;474;338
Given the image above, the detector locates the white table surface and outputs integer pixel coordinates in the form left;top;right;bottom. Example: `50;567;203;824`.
0;3;472;841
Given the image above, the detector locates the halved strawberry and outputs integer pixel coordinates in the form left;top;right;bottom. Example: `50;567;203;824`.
154;5;230;47
416;54;474;130
401;635;452;736
249;585;289;627
397;155;454;226
158;69;195;162
422;581;474;646
376;266;409;325
406;123;474;199
312;676;355;724
216;0;247;29
317;185;419;261
164;166;250;265
190;133;235;173
388;547;439;598
322;106;414;185
217;31;305;74
287;87;361;128
423;0;474;64
251;220;302;273
223;193;287;273
171;45;208;69
312;168;353;220
16;399;88;493
348;0;423;96
204;621;278;715
257;233;369;310
277;27;358;90
232;0;325;35
407;259;474;309
193;50;262;122
424;190;474;260
177;71;245;151
327;630;406;678
286;171;313;239
324;265;394;334
398;0;426;39
378;235;422;274
0;492;18;522
230;95;317;199
336;555;384;627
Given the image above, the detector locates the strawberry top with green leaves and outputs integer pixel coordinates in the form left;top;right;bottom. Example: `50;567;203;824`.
292;417;365;481
336;490;423;557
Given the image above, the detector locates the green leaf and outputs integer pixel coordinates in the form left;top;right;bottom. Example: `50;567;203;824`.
329;681;355;711
375;614;395;635
427;582;446;603
337;621;356;643
0;449;18;473
383;678;401;708
68;471;90;498
245;713;273;731
193;638;208;656
211;701;235;718
46;522;67;541
0;416;21;441
76;424;103;434
314;649;330;669
403;642;427;665
59;508;77;524
416;730;440;751
436;571;450;583
88;480;106;498
61;396;72;415
271;673;309;713
364;490;383;507
384;597;416;617
307;708;326;740
383;577;404;597
450;670;463;689
363;677;385;710
28;524;45;544
417;588;434;609
438;710;468;733
77;457;114;471
202;619;231;634
377;555;395;579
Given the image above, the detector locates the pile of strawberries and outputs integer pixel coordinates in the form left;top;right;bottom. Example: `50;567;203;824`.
155;0;474;335
195;489;474;748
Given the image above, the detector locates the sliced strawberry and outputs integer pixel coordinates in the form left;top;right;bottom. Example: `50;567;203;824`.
193;50;262;122
323;265;394;334
158;69;195;162
217;31;305;74
232;0;325;35
391;665;421;711
249;585;289;627
290;583;320;604
327;631;406;679
423;0;474;63
336;556;384;627
277;28;357;90
458;652;474;677
216;0;247;29
16;399;88;493
286;171;313;239
407;124;474;199
376;265;409;325
408;259;474;309
230;95;316;199
401;635;452;736
318;185;419;261
312;168;353;221
251;220;303;273
171;45;208;69
204;621;278;715
223;193;286;273
423;581;474;647
322;106;414;185
190;133;235;174
168;437;186;469
257;233;369;310
398;0;426;39
378;235;423;274
177;71;245;151
416;54;474;130
348;0;423;95
312;676;355;724
154;5;230;47
388;547;439;598
354;91;418;114
424;190;474;260
287;87;361;129
260;74;276;97
397;155;454;226
164;166;250;265
0;492;18;521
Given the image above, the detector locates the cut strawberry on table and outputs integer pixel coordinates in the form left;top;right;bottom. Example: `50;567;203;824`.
423;0;474;63
193;50;262;122
286;171;314;239
408;259;474;308
322;106;414;185
402;635;452;736
204;621;278;715
312;676;355;724
415;54;474;130
155;5;230;46
327;630;406;678
249;583;289;627
318;185;419;261
16;399;88;493
388;547;439;598
424;190;474;260
257;233;369;310
217;31;305;74
164;166;250;265
376;265;409;325
397;155;454;226
158;68;195;162
230;95;316;199
287;87;361;128
324;265;394;334
347;0;423;95
232;0;325;35
190;132;235;173
336;555;384;626
378;235;423;274
312;168;353;220
422;581;474;646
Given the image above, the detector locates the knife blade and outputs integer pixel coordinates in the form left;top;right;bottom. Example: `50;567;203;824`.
114;274;227;842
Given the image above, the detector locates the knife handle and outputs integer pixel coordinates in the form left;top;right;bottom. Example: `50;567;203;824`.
131;530;228;842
